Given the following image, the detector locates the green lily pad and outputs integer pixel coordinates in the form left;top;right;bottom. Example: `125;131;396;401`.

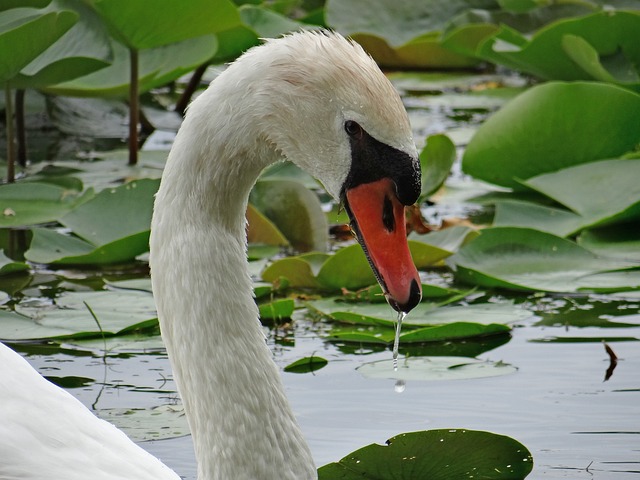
246;204;289;248
578;225;640;262
259;298;294;321
0;7;77;83
250;179;328;253
325;0;483;68
0;289;157;341
493;200;585;237
45;34;216;97
262;253;329;289
60;178;157;247
419;134;456;199
462;82;640;189
409;226;480;255
452;227;640;293
284;355;328;374
0;182;93;227
89;0;230;50
522;158;640;229
0;250;29;276
357;356;517;381
14;0;112;89
329;322;511;345
318;429;533;480
25;179;158;265
477;10;640;88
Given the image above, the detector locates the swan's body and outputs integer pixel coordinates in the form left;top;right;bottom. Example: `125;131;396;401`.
0;31;421;480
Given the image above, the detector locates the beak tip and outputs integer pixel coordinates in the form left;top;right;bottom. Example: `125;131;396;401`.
390;278;422;314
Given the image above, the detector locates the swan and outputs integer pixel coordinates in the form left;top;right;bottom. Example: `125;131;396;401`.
0;31;421;480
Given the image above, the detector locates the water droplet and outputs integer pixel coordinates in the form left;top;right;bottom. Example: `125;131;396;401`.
392;311;406;371
394;380;406;393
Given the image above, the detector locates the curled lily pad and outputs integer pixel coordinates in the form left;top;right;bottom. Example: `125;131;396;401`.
419;133;456;199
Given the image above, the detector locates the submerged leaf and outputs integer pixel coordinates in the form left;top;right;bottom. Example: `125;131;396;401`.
357;356;517;381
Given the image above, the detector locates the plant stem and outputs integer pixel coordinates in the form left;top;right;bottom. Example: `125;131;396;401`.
4;83;15;183
175;62;209;116
128;48;139;166
15;89;27;168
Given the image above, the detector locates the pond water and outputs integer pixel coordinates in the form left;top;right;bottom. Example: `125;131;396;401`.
3;71;640;479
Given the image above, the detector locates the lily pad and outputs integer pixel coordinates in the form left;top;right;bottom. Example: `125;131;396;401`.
0;250;29;277
462;82;640;189
318;429;533;480
284;355;328;374
493;199;585;237
419;133;456;199
250;179;328;253
259;298;294;321
578;225;640;262
14;0;112;89
0;7;77;83
452;227;640;293
357;356;517;381
0;289;157;341
0;182;94;227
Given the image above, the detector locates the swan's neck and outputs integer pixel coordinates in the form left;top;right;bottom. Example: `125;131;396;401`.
150;85;316;480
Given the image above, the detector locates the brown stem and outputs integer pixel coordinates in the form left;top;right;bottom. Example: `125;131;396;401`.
175;62;209;116
128;48;139;166
15;89;27;168
4;84;15;183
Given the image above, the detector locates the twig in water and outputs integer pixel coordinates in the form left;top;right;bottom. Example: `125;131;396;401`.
602;341;618;382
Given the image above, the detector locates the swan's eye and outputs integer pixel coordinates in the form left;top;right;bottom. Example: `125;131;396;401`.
344;120;363;138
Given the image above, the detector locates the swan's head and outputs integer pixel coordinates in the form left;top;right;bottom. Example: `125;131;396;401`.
229;31;422;312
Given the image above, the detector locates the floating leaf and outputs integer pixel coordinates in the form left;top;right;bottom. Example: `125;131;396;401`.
493;200;584;237
329;322;511;345
522;158;640;229
462;82;640;189
0;182;94;227
357;356;517;381
258;298;294;321
452;227;640;293
262;253;329;289
284;355;328;374
578;225;640;262
60;178;158;246
318;429;533;480
0;290;157;341
0;250;29;276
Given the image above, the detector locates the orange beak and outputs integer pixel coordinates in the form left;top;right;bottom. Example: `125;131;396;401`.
345;178;422;313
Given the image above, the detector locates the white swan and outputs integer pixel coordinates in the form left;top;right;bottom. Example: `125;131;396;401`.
0;31;421;480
